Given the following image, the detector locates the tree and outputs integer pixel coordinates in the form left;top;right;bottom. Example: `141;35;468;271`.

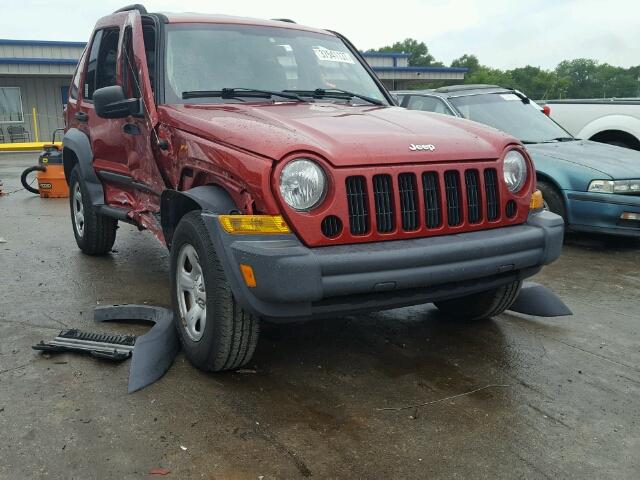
371;38;640;99
451;54;480;75
374;38;437;67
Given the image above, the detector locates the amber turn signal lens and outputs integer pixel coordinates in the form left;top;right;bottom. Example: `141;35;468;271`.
218;215;291;234
240;264;257;287
530;190;544;210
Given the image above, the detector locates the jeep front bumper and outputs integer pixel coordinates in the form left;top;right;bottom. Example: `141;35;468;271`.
202;210;564;320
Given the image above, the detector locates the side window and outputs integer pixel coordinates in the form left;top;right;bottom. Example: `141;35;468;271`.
121;27;141;99
69;48;87;100
142;25;157;93
83;28;120;100
407;95;454;116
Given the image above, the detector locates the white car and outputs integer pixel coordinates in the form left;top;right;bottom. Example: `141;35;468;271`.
545;99;640;150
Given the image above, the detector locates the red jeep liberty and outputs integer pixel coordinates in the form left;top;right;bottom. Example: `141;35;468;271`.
63;5;564;371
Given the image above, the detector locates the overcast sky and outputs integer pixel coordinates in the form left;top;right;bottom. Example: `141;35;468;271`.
1;0;637;70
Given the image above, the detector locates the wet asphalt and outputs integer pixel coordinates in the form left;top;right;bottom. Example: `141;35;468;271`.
1;153;639;479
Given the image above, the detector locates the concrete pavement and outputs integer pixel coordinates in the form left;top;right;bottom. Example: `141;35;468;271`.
1;153;639;479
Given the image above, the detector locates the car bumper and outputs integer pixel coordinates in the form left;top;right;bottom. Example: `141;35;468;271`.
566;191;640;237
202;210;564;320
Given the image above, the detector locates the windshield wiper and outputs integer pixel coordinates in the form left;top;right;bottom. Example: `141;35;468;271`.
284;88;384;106
549;136;575;142
181;88;306;102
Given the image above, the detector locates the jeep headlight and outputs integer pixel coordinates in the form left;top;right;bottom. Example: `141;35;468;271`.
503;150;528;193
279;159;326;211
588;179;640;194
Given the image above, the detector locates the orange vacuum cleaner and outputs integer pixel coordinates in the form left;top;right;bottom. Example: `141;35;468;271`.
21;129;68;198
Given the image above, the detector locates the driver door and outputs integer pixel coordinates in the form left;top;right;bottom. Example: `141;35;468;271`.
117;12;166;220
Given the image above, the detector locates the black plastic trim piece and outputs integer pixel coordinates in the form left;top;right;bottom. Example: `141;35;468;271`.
62;128;105;206
98;170;159;196
95;304;179;393
160;186;237;248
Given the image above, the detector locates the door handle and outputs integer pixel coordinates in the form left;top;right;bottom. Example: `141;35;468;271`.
122;123;141;135
74;111;88;122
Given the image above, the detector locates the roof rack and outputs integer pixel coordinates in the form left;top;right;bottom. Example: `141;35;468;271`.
114;4;148;14
271;18;296;23
434;84;502;93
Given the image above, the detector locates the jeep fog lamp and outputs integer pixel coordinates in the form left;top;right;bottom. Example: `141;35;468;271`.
503;150;527;193
279;159;327;210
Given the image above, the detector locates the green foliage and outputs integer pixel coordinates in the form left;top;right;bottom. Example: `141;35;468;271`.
372;38;640;99
451;54;480;74
464;59;640;100
372;38;437;66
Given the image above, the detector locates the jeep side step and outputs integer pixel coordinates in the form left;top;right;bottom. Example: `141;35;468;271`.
96;205;137;225
33;329;136;361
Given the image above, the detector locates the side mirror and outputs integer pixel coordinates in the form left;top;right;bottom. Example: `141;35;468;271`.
390;93;400;106
94;85;141;119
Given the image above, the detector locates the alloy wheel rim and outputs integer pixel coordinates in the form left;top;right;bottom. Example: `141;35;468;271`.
73;182;85;237
176;243;207;341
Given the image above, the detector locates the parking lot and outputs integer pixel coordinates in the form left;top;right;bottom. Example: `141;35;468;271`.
1;152;639;479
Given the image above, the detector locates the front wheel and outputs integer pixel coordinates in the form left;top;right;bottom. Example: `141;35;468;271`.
434;280;522;320
170;211;259;372
537;180;567;224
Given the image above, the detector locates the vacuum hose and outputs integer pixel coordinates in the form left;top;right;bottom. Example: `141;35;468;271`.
20;165;46;194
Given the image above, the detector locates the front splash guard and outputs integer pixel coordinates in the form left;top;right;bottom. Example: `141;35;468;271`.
95;304;180;393
508;282;572;317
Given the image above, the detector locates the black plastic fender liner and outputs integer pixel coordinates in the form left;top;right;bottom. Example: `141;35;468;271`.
507;282;573;317
63;128;105;206
160;185;238;248
94;304;180;393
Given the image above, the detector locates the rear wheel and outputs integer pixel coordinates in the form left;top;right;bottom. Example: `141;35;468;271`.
170;211;259;372
537;180;567;224
68;166;117;255
434;280;522;320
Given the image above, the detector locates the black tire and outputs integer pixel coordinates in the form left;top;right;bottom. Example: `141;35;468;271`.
21;165;45;194
68;166;117;255
170;211;259;372
537;180;567;223
434;280;522;321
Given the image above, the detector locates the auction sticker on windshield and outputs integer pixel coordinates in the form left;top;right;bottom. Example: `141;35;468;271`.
313;46;354;64
500;93;520;101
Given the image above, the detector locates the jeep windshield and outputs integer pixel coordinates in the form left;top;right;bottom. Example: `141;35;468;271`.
164;24;388;106
449;92;574;144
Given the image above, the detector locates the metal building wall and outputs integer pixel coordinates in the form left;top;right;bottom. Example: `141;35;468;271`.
0;75;71;141
0;41;83;76
0;42;83;61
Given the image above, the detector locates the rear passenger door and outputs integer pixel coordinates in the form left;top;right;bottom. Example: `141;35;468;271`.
118;11;165;221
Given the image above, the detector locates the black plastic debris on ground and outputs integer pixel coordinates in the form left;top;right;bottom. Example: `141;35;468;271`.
33;304;179;393
508;282;573;317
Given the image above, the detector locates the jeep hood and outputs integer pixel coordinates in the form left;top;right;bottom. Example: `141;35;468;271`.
160;103;516;166
527;140;640;179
